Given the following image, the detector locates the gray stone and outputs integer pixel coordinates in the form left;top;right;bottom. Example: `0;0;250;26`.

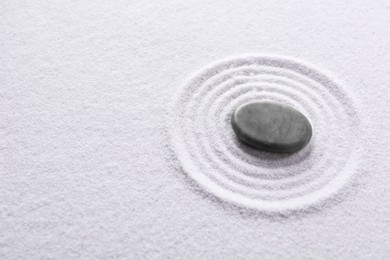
231;101;312;153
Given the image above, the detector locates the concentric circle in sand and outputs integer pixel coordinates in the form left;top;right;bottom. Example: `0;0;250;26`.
170;55;361;213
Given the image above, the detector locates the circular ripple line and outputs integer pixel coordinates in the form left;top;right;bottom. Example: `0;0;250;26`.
207;71;350;197
200;67;341;171
190;71;348;199
209;79;341;184
178;62;354;204
193;66;341;180
169;55;361;213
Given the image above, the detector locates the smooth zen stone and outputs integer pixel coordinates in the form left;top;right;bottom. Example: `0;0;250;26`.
231;101;312;153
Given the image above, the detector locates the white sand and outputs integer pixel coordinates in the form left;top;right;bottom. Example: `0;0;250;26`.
1;0;390;259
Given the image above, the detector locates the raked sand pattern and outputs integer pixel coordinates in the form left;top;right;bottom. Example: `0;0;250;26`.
170;55;361;213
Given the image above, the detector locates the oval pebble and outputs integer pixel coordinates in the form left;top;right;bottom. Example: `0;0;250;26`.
231;101;312;153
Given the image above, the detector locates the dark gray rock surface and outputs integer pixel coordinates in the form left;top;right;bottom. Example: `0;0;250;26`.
231;101;312;153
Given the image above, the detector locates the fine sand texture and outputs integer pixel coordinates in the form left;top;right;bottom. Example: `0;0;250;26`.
1;0;390;259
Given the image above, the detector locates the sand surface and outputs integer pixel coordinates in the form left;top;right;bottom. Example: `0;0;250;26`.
1;0;390;259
